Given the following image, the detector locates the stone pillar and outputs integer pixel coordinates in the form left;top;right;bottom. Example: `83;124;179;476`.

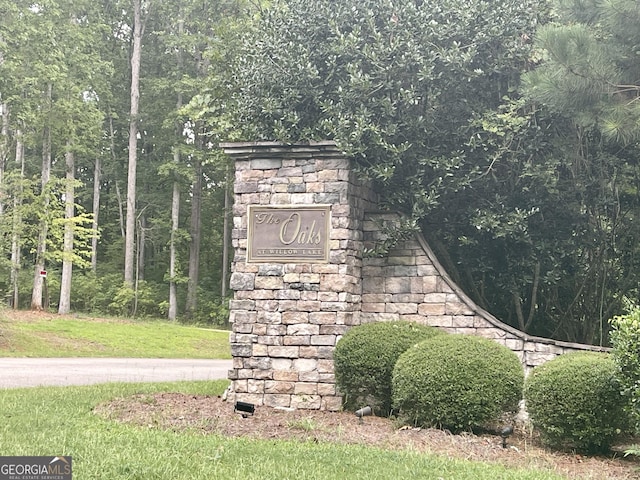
221;141;376;410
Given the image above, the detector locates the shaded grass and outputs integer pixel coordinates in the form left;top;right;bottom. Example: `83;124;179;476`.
0;381;564;480
0;314;230;358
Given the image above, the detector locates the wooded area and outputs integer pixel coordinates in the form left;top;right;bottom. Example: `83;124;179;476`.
0;0;240;323
1;0;639;344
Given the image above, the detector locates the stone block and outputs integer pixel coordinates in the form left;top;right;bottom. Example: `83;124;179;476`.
294;383;318;395
317;383;337;396
316;346;335;359
255;369;275;381
233;322;254;334
526;352;558;367
291;395;322;410
234;181;258;193
386;277;411;294
311;335;336;346
263;394;291;408
255;276;284;290
361;303;385;313
275;290;301;300
245;357;272;370
452;316;475;328
257;312;282;324
251;158;282;169
426;315;453;328
273;370;299;382
231;344;252;357
284;336;311;346
287;324;320;335
229;299;256;311
282;311;310;324
317;359;335;373
265;325;287;336
229;272;255;291
386;303;418;315
298;346;319;359
252;324;267;336
233;379;248;393
268;346;299;358
322;396;343;411
418;303;446;316
446;301;474;315
293;358;318;372
290;193;315;204
271;358;293;370
255;300;280;312
319;325;348;336
422;276;438;293
258;264;285;276
318;292;339;302
252;344;269;356
247;379;265;394
265;381;295;394
423;293;447;303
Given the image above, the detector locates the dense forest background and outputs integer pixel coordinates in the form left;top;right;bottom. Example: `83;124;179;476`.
1;0;640;345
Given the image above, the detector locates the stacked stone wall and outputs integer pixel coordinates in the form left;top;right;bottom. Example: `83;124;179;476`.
223;141;609;411
360;213;609;371
223;141;376;410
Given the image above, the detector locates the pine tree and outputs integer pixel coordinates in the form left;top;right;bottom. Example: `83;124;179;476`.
524;0;640;144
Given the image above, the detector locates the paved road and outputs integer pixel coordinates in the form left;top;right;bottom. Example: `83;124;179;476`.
0;358;232;389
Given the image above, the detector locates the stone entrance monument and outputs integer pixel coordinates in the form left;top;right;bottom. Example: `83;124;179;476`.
222;141;608;411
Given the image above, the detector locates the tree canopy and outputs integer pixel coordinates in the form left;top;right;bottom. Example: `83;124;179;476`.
217;0;640;344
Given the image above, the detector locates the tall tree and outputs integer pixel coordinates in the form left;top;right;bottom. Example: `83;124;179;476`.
124;0;149;286
524;0;640;144
58;146;75;314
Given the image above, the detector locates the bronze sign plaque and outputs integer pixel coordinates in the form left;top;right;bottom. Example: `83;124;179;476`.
247;205;331;263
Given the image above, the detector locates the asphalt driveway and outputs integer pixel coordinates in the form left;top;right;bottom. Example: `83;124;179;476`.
0;358;232;388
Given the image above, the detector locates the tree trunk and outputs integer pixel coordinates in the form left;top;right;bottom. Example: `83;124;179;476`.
185;137;203;318
168;154;180;321
10;128;24;308
0;102;8;217
31;83;53;311
58;146;75;314
137;215;146;281
91;154;101;273
168;17;184;322
124;0;145;287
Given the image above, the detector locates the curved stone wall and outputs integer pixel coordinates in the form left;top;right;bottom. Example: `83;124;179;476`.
222;141;608;410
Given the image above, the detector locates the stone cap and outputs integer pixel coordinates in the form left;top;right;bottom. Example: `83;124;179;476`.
219;141;343;160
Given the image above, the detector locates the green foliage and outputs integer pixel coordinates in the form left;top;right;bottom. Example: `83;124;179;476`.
333;321;443;415
226;0;545;218
609;300;640;427
524;352;628;453
524;0;640;144
392;334;524;432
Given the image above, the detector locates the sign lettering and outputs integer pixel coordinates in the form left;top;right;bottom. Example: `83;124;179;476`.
247;205;330;263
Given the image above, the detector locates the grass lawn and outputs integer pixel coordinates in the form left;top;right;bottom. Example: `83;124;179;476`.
0;310;230;358
0;381;564;480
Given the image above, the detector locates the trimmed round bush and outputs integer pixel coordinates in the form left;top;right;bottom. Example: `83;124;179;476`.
334;321;443;415
392;334;524;432
524;351;628;453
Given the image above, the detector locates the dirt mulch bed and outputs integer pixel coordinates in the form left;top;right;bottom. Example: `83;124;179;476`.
94;392;640;479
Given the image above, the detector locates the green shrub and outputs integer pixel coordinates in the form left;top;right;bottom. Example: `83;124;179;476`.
610;301;640;428
392;334;524;432
334;320;443;415
524;351;628;453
